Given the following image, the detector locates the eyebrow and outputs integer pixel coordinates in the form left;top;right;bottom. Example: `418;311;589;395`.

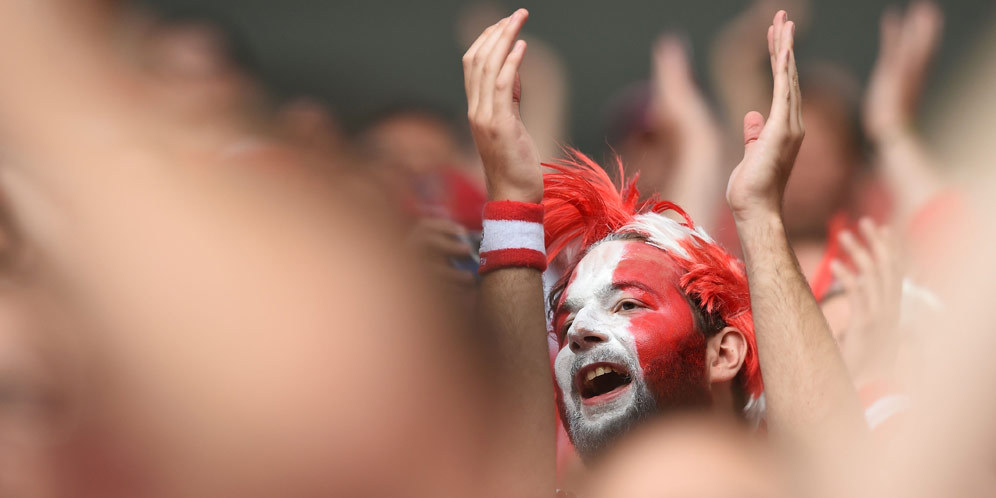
611;280;660;296
560;280;660;314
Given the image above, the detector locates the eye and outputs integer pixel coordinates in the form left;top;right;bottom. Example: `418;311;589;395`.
614;299;645;313
559;319;574;342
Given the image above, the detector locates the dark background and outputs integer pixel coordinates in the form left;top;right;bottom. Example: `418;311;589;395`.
139;0;995;154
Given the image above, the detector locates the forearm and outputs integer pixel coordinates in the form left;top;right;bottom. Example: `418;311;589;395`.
735;212;865;439
872;128;944;226
666;132;725;229
480;268;556;496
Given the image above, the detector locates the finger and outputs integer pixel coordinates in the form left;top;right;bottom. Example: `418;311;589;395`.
879;5;902;65
767;26;790;128
495;39;528;115
418;218;469;238
858;218;894;298
655;35;693;91
475;15;515;113
472;17;510;114
428;233;475;259
768;24;775;63
464;23;497;80
866;221;904;302
907;1;943;69
486;9;528;80
483;9;528;113
831;258;859;297
464;23;499;112
858;218;889;266
772;10;786;61
783;21;802;131
831;258;868;315
839;229;875;279
743;111;765;146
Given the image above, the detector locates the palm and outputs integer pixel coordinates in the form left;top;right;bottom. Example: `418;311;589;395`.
727;109;804;218
463;10;543;203
862;3;942;139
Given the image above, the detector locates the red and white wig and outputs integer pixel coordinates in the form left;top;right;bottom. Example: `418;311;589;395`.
543;150;764;419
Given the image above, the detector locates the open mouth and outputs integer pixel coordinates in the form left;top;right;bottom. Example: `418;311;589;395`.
575;362;633;402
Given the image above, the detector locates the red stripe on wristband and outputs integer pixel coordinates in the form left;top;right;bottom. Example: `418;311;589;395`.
483;200;545;223
479;200;547;275
479;248;547;274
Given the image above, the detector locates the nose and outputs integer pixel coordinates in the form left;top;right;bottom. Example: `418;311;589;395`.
567;325;609;353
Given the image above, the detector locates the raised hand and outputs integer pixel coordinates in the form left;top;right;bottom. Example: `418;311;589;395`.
649;35;724;226
863;2;943;142
830;219;905;382
463;9;543;203
726;10;805;221
652;36;718;146
406;218;477;287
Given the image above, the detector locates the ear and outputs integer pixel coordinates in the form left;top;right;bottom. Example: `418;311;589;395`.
706;326;747;383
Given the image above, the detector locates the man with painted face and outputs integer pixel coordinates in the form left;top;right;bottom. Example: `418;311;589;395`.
541;154;763;458
465;8;865;493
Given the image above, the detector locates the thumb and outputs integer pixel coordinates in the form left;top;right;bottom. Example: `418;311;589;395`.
743;111;765;148
512;73;522;105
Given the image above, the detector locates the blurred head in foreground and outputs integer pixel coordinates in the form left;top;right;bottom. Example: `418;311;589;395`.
585;414;790;498
545;152;764;460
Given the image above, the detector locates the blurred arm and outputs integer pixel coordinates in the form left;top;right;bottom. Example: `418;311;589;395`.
863;2;945;226
650;36;724;227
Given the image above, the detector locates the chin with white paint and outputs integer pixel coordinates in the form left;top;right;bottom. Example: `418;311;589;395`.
552;240;712;459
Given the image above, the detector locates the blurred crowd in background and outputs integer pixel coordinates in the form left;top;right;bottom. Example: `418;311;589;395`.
0;0;996;497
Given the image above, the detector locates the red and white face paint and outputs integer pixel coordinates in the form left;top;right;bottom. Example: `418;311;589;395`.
553;240;711;457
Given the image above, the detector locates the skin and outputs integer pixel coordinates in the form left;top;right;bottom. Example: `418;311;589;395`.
463;9;555;497
863;1;945;227
465;9;852;491
828;218;904;387
551;240;715;458
586;415;792;498
0;3;496;497
726;10;866;496
650;37;725;228
618;36;724;228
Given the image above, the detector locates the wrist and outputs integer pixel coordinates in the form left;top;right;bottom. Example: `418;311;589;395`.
488;185;543;204
729;202;783;227
732;208;785;241
478;200;547;275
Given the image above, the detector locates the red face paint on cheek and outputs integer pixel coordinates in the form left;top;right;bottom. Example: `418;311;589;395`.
613;243;711;408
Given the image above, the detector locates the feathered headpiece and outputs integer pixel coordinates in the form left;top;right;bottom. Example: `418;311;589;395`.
542;149;764;401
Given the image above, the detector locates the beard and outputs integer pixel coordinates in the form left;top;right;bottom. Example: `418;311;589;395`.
560;344;713;462
564;378;657;461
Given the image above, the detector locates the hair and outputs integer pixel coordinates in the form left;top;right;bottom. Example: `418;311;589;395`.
542;149;764;404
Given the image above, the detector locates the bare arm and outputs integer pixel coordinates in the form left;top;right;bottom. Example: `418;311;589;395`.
463;10;555;496
726;10;866;451
649;37;724;227
863;2;945;226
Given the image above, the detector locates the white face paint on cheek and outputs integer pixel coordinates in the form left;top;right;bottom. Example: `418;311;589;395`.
554;241;644;411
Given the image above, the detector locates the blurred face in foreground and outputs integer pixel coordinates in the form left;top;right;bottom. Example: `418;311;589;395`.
553;240;712;458
586;416;790;498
